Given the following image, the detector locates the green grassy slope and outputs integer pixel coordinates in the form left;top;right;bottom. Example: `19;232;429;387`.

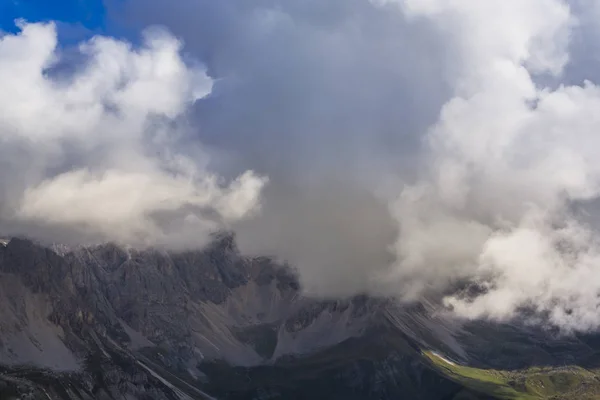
424;351;600;399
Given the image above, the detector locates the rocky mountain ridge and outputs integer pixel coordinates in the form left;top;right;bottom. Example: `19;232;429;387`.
0;235;599;399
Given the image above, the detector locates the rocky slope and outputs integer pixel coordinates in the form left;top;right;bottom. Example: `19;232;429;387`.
0;234;598;399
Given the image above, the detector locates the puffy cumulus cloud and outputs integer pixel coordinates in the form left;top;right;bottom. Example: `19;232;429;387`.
445;210;600;331
0;21;266;248
377;0;600;332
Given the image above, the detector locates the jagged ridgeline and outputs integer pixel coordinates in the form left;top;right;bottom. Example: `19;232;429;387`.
1;235;600;399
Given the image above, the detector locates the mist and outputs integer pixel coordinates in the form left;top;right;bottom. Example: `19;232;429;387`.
107;0;452;297
5;1;600;332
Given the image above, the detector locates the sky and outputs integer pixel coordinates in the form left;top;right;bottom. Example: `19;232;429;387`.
4;0;600;333
0;0;105;34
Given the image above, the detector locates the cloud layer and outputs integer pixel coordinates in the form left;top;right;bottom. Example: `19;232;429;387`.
8;0;600;332
0;21;266;248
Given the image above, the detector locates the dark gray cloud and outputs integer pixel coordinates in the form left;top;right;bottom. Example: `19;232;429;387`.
108;0;456;180
106;0;452;295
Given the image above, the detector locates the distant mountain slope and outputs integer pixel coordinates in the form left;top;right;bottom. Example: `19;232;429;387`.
0;235;599;399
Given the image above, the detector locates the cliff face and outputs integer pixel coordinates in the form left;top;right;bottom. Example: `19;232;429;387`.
0;236;596;399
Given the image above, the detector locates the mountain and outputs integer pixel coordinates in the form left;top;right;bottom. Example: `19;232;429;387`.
0;235;600;399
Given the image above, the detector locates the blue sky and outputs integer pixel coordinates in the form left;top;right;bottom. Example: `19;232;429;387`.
0;0;107;38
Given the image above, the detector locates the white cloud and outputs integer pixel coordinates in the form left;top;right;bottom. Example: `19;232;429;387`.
377;0;600;331
0;21;266;248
